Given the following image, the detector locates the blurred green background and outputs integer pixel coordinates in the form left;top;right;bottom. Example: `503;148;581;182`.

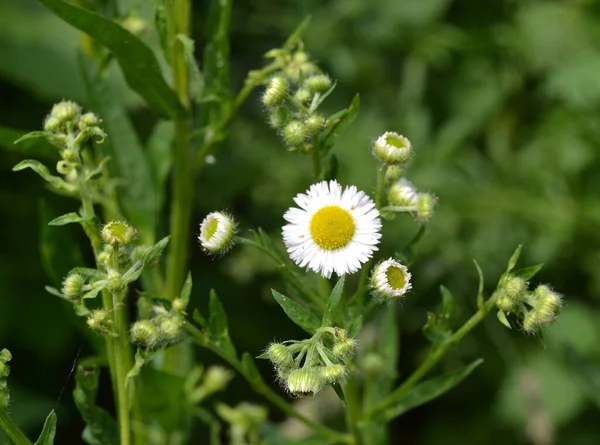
2;0;600;443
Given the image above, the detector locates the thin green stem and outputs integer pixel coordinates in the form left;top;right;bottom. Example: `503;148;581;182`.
0;410;32;445
312;135;321;179
185;324;351;444
343;374;364;445
374;165;386;210
367;293;499;418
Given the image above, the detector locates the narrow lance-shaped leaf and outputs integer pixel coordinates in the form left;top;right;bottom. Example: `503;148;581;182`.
0;126;56;159
209;290;237;358
34;410;57;445
512;264;544;280
48;212;85;226
271;290;321;335
321;276;345;327
37;0;183;118
383;359;483;420
13;159;77;194
474;259;485;310
506;245;523;273
180;272;192;306
322;94;360;153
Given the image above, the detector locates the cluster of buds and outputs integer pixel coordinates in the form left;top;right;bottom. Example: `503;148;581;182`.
264;327;356;397
261;45;334;153
130;300;186;351
496;275;562;333
198;211;237;256
0;349;11;408
387;178;437;223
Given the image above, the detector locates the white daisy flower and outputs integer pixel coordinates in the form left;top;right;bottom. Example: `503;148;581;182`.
371;258;412;300
373;132;412;165
198;211;237;254
283;180;382;278
388;178;419;207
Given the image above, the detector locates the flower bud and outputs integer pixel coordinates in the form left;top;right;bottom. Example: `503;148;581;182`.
388;178;419;207
62;273;85;300
503;275;528;302
283;121;308;147
522;310;540;333
44;116;61;132
0;349;11;408
50;101;82;123
97;251;111;268
306;115;325;134
198;211;237;255
268;107;288;128
371;258;412;301
87;309;112;334
305;74;332;93
385;165;404;183
293;88;312;105
78;112;100;130
62;149;78;163
267;343;294;369
102;221;136;247
262;76;289;108
158;317;182;341
496;293;514;312
121;16;147;36
332;337;357;359
172;298;186;313
286;368;322;397
320;364;346;384
203;366;234;394
532;285;562;324
374;132;412;165
416;193;436;223
131;320;160;349
106;269;123;293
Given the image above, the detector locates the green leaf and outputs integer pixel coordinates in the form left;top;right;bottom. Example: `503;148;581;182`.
473;259;485;310
34;410;57;445
193;308;208;329
422;312;451;346
512;264;544;280
322;94;360;153
506;245;523;273
203;0;232;100
68;267;106;281
146;120;174;214
13;159;77;194
180;272;192;305
73;366;118;445
271;290;321;335
80;57;159;239
48;212;85;226
37;0;182;118
383;359;483;420
0;126;56;159
209;290;237;359
282;16;311;51
144;236;170;267
321;276;345;327
497;310;512;329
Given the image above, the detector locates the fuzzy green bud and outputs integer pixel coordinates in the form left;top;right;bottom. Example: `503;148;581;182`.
97;251;111;268
416;193;436;223
332;337;357;359
306;114;325;134
533;285;562;323
268;108;288;129
294;88;312;105
158;317;182;341
78;112;100;130
102;221;136;247
44;116;61;132
262;77;289;108
62;149;78;163
522;311;540;333
87;309;112;334
283;121;308;147
385;165;404;183
388;178;419;207
374;132;412;165
62;273;85;300
50;101;82;123
503;275;528;302
131;320;160;349
106;269;123;293
286;368;322;397
305;74;332;93
267;343;294;369
320;364;346;384
172;298;186;313
496;293;514;312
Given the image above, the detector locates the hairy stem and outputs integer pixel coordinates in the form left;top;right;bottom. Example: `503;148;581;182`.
0;410;32;445
367;293;499;418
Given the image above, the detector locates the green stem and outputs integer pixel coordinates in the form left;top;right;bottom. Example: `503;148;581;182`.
367;293;499;418
374;165;386;210
343;374;364;445
0;410;32;445
185;324;351;444
312;135;321;179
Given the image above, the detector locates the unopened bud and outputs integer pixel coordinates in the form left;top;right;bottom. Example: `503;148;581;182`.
172;298;186;313
97;251;111;267
267;343;294;369
320;364;346;384
416;193;436;223
50;101;82;123
44;116;61;132
203;366;234;393
305;74;332;93
286;368;322;397
102;221;136;247
62;149;78;163
106;269;123;293
78;112;100;130
503;275;528;302
332;337;357;359
262;77;289;108
496;293;514;312
268;108;288;128
371;258;412;300
532;285;562;324
87;309;112;334
198;211;237;255
293;88;312;105
388;178;419;207
283;121;308;147
374;132;412;165
385;165;404;183
62;273;85;300
158;317;182;341
306;115;325;134
131;320;160;349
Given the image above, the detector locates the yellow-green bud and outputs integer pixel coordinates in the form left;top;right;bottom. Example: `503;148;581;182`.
50;101;82;123
416;193;436;223
106;269;123;293
522;311;540;333
388;178;419;207
332;337;357;359
268;108;288;129
44;116;61;132
87;309;112;334
62;149;78;163
97;251;111;267
283;121;308;147
496;293;514;312
131;320;160;349
286;368;322;397
198;211;237;255
203;366;234;393
121;16;147;35
267;343;294;369
533;285;562;324
78;112;100;130
305;74;332;93
102;221;136;246
306;115;325;134
62;273;85;300
158;317;182;341
172;298;186;313
320;364;346;384
503;275;528;302
262;77;289;108
294;88;312;105
374;132;412;165
385;165;404;183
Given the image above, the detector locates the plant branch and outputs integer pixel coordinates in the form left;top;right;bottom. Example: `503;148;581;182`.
0;410;32;445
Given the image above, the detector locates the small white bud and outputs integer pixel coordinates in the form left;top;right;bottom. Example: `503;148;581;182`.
371;258;412;301
388;178;419;207
373;132;412;165
198;211;237;255
286;368;323;397
102;221;136;247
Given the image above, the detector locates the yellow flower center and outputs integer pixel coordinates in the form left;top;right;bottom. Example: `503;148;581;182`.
310;206;355;250
385;266;406;290
204;218;219;240
385;134;407;149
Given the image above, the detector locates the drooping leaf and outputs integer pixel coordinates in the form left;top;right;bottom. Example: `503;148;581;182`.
143;236;171;267
73;366;118;445
209;290;237;359
37;0;183;118
271;290;321;334
13;159;77;194
383;359;483;420
0;126;56;159
34;410;57;445
321;276;345;328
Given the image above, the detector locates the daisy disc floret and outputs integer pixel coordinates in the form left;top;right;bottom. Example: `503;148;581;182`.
198;211;237;254
374;132;412;165
371;258;412;300
283;180;382;278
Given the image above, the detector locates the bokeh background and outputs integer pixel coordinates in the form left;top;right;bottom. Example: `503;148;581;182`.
2;0;600;443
